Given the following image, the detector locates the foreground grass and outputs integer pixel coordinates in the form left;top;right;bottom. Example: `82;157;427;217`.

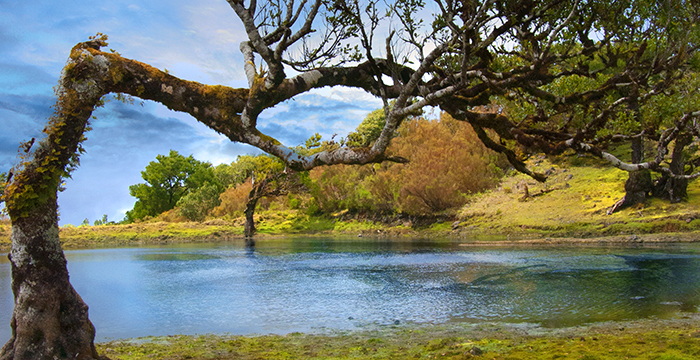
98;317;700;360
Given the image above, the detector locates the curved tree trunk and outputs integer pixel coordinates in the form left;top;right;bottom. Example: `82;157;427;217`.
1;40;108;360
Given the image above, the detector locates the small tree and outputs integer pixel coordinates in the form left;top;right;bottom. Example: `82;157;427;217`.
93;214;108;226
244;170;308;237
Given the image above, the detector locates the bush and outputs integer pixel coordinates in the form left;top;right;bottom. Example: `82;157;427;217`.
309;113;505;215
211;181;252;218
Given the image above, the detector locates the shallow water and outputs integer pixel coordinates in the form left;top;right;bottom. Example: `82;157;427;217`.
2;238;700;342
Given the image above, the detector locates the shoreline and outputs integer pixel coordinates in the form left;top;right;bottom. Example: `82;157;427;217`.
2;224;700;252
95;313;700;359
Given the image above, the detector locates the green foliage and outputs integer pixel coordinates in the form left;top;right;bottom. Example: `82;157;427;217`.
214;154;285;189
0;172;6;199
177;182;223;222
93;214;109;226
305;133;322;150
347;108;386;147
287;194;301;209
125;150;221;222
0;172;6;217
211;154;291;219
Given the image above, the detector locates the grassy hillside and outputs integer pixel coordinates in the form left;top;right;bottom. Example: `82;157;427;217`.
456;152;700;238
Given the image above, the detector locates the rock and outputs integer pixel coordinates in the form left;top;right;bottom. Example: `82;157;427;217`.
357;233;363;238
452;221;461;230
468;346;483;355
565;174;574;181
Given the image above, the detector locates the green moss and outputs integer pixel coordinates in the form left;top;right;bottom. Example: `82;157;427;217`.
95;322;700;360
333;219;382;232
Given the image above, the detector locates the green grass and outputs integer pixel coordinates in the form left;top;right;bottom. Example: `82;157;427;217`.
458;152;700;239
96;319;700;360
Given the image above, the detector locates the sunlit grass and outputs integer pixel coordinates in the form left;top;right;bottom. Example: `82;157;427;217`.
96;318;700;360
459;152;700;238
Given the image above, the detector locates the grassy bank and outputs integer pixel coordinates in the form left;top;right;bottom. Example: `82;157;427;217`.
97;315;700;359
3;152;700;252
455;153;700;239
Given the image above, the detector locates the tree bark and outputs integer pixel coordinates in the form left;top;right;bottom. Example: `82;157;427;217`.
1;201;101;360
1;39;108;360
607;136;653;214
244;198;258;238
654;133;691;202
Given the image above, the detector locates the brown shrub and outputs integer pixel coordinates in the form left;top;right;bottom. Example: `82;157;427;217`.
212;180;253;217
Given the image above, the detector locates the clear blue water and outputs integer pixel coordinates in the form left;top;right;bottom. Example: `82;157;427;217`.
2;238;700;342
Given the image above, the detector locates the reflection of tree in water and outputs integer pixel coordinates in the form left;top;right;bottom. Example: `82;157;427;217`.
618;254;700;313
245;239;256;259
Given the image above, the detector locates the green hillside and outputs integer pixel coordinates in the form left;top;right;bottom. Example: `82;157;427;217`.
456;153;700;239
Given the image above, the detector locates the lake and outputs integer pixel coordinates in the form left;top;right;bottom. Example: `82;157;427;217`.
2;238;700;342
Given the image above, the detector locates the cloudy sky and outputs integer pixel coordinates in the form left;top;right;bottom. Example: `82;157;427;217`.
0;0;384;225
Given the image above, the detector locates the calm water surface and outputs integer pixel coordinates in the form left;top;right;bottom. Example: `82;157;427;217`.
2;238;700;342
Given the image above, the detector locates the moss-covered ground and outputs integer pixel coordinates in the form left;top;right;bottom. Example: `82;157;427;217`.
97;315;700;360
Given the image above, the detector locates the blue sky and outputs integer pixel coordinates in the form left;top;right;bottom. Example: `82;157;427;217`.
0;0;383;225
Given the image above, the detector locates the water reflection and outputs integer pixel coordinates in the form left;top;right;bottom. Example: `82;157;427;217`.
1;239;700;342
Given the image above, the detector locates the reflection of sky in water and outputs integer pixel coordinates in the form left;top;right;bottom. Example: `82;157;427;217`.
2;241;700;342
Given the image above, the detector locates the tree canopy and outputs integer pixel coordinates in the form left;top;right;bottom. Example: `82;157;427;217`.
126;150;220;221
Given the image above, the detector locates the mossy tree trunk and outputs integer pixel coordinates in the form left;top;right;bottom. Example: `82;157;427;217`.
1;202;101;360
607;137;654;214
0;40;108;360
244;199;258;238
653;133;691;202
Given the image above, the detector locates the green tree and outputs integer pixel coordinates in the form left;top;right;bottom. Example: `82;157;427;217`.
125;150;220;221
177;182;223;222
92;214;108;226
347;108;386;147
